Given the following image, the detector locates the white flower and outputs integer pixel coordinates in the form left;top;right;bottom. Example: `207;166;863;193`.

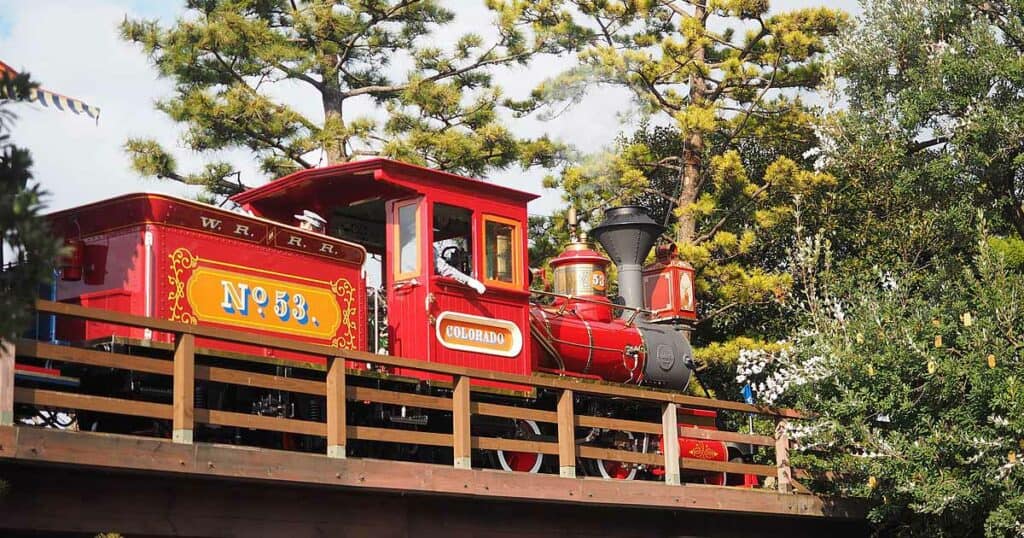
988;415;1010;428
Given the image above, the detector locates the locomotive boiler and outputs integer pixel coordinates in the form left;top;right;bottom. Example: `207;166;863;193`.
20;158;748;484
530;206;694;391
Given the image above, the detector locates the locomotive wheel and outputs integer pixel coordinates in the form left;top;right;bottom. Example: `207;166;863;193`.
496;419;544;473
721;449;751;487
587;430;639;480
703;471;727;486
701;451;744;486
596;458;637;480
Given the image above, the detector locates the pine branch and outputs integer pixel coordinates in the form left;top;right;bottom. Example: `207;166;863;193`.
692;181;772;245
343;50;533;99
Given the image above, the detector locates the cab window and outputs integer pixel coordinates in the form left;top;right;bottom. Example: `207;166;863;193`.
395;200;420;278
433;203;473;276
483;216;521;286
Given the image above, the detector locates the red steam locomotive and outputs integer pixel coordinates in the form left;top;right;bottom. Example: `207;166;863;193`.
28;158;751;483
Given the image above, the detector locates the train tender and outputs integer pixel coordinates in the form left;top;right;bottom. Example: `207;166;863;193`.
27;158;752;483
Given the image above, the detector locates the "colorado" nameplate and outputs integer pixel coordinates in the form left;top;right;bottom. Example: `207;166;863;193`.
435;311;523;358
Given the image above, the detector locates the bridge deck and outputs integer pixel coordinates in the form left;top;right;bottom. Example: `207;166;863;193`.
0;301;867;536
0;425;858;518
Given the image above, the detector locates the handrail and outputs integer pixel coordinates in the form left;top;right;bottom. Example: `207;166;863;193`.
5;300;805;493
32;300;800;419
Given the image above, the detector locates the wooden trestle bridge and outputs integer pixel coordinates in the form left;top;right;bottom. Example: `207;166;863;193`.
0;301;866;537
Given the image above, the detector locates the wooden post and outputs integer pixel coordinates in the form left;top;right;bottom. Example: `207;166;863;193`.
326;356;346;458
0;339;14;426
172;333;195;444
452;375;471;469
557;389;576;478
661;402;681;486
775;418;793;493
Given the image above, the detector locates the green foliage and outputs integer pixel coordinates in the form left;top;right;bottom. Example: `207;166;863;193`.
819;0;1024;272
731;1;1024;533
121;0;582;197
0;71;61;340
527;213;569;268
753;229;1024;537
987;236;1024;271
530;0;847;239
522;1;846;394
123;138;243;198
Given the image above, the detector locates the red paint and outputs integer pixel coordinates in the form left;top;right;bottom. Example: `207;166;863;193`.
48;193;366;365
60;239;84;281
548;244;613;322
233;159;537;391
642;243;697;324
655;431;729;485
82;244;109;285
42;159;741;486
530;306;646;385
14;364;62;377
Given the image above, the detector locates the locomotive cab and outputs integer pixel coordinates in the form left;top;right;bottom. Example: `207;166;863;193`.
232;159;536;388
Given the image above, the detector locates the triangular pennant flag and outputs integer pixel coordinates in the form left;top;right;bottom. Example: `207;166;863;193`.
0;59;100;124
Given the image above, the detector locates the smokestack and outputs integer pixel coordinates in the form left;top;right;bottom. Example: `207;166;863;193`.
590;206;664;314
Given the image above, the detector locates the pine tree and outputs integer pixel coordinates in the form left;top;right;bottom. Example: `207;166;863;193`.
523;0;846;393
121;0;584;197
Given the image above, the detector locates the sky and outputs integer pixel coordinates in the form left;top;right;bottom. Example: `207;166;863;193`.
0;0;861;219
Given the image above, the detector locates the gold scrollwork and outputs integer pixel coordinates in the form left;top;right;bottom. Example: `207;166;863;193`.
688;442;720;460
330;277;358;349
168;247;198;324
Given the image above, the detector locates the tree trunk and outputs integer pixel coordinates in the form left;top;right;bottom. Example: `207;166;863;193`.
676;1;708;246
986;160;1024;238
321;86;348;165
1003;195;1024;239
678;131;703;245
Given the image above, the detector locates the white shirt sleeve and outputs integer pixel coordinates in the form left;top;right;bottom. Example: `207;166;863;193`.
434;246;486;294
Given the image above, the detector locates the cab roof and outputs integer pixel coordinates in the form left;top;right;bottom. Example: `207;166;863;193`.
231;158;539;217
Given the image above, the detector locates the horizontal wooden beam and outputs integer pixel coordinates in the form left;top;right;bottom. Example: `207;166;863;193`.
0;463;869;537
578;445;663;467
471;402;556;423
14;388;171;419
573;445;779;478
680;458;778;477
577;414;662;435
0;426;864;519
349;425;452;448
678;427;776;447
197;365;323;395
34;300;802;419
17;339;172;375
194;408;325;436
348;385;451;411
473;436;558;455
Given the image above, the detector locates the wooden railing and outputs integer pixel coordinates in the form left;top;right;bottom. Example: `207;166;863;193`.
1;299;802;493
